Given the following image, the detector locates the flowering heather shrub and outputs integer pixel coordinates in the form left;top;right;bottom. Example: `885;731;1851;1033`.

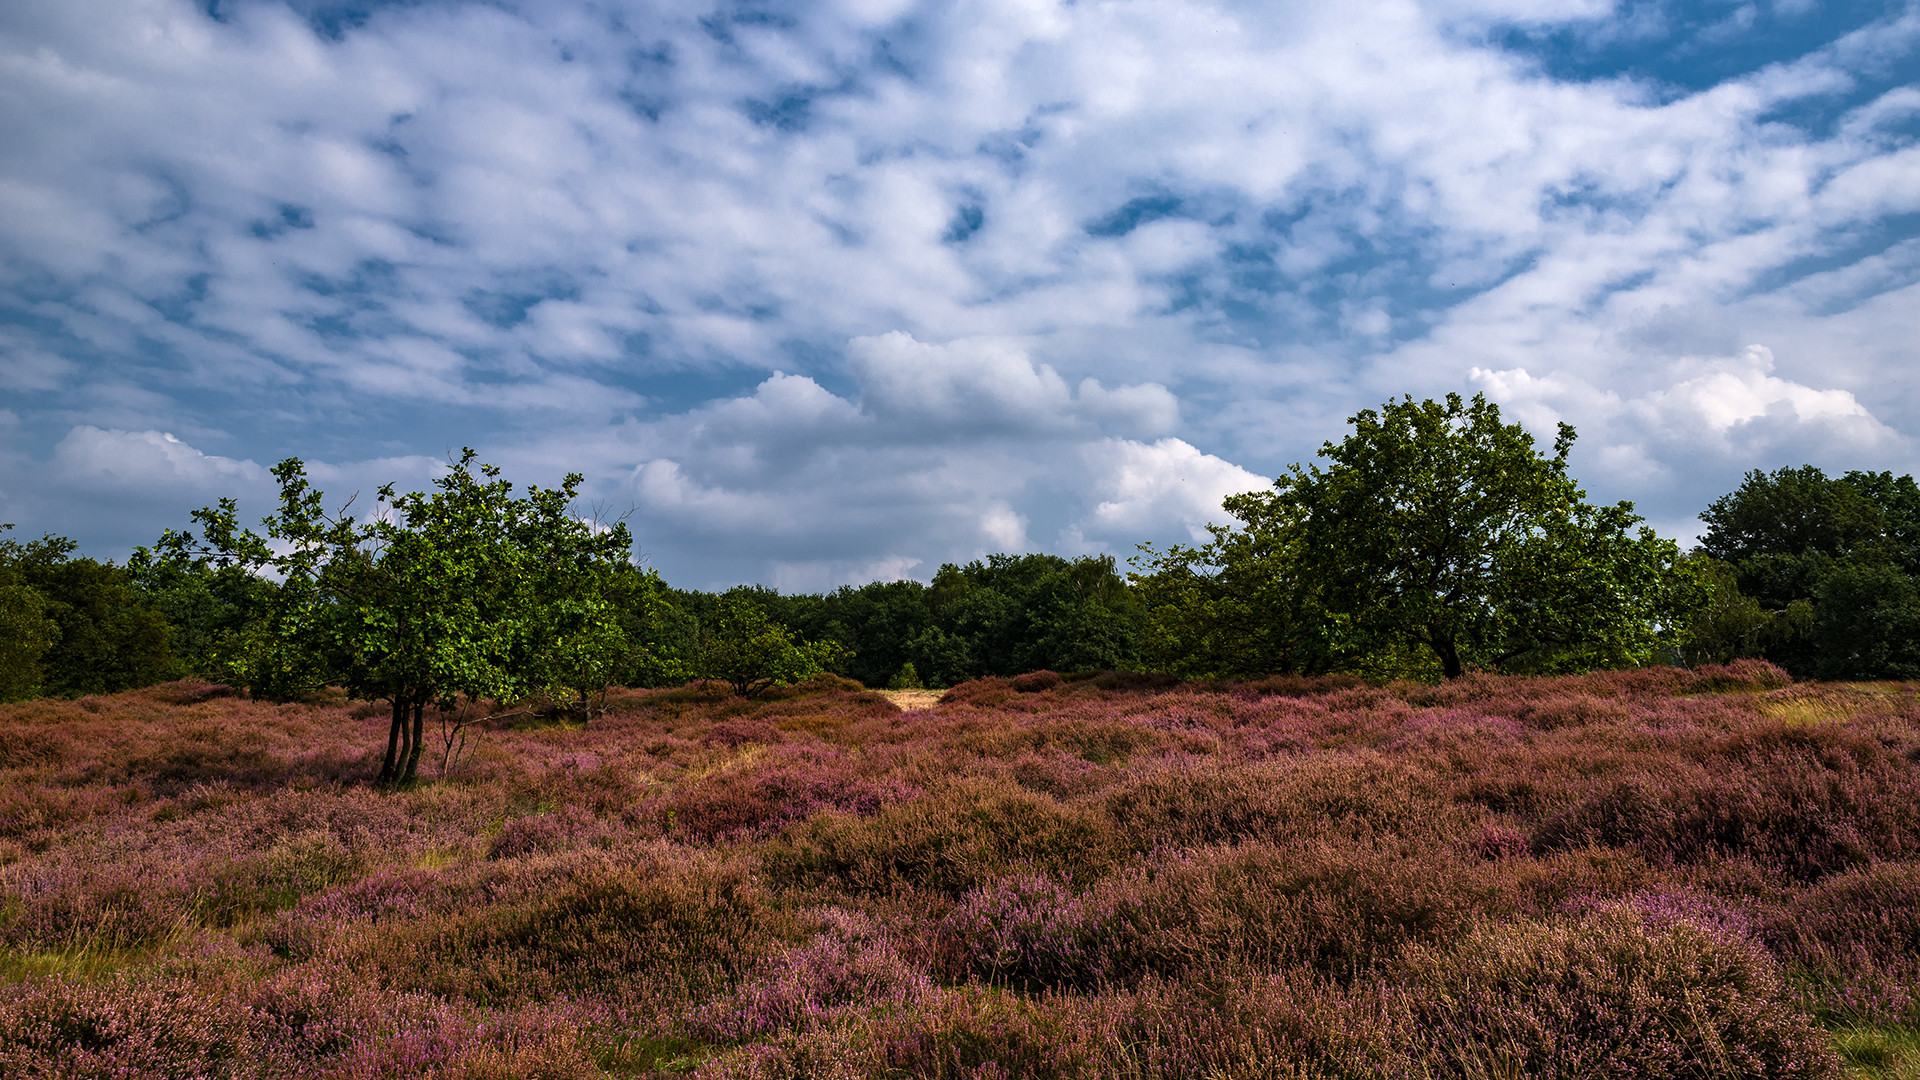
1100;753;1467;852
197;829;368;925
701;719;787;749
257;867;454;961
0;851;198;952
695;909;934;1040
1;668;1914;1076
1006;751;1108;798
340;850;778;1008
1399;910;1839;1078
1008;670;1063;693
1691;658;1798;692
771;776;1114;895
0;968;617;1079
940;872;1134;991
1115;838;1517;982
0;973;258;1079
1763;861;1920;1025
667;749;914;842
1531;719;1920;879
485;804;621;860
694;976;1400;1079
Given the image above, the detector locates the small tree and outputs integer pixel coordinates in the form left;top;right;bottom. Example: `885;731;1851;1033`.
696;593;841;698
1276;393;1699;677
162;451;635;784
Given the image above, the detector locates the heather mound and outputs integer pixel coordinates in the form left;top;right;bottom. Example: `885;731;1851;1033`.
2;663;1916;1077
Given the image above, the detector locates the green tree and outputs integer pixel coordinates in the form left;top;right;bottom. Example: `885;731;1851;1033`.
695;592;841;698
1698;466;1920;679
125;544;274;679
1675;555;1812;667
804;579;932;688
165;451;635;783
0;528;176;697
0;527;59;701
903;553;1141;683
1149;394;1697;680
605;565;693;689
1812;559;1920;679
1132;491;1337;678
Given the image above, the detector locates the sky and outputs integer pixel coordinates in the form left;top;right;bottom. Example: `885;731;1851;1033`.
1;0;1916;591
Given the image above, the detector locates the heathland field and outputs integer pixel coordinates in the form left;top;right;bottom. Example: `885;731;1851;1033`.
4;663;1920;1078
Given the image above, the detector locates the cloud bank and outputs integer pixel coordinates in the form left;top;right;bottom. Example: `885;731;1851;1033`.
0;0;1915;585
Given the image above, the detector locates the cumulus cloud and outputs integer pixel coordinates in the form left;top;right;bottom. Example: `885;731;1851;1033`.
1634;346;1892;449
1470;343;1907;523
599;343;1236;585
0;0;1915;579
846;333;1074;433
50;428;269;501
844;332;1178;438
1076;438;1272;547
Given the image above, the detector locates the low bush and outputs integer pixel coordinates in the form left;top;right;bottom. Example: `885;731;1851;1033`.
1400;910;1839;1078
1;668;1912;1076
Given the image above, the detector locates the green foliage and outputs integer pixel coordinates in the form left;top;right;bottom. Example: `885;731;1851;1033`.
799;578;934;688
603;565;693;690
0;526;176;699
697;555;1140;689
1678;555;1815;667
1131;492;1336;678
125;544;275;679
1138;394;1700;680
0;540;58;702
164;450;636;782
695;592;842;698
1698;466;1920;679
887;662;923;690
1282;393;1696;677
908;554;1141;685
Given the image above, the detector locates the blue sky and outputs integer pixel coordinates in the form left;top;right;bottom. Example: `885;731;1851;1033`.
2;0;1916;590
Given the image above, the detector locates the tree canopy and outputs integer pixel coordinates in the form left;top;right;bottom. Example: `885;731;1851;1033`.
1136;394;1699;679
11;392;1868;729
162;451;636;783
0;525;177;701
1696;466;1920;679
694;592;842;698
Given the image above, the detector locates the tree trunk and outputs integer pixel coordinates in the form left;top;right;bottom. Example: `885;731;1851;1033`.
379;696;406;784
401;695;428;782
1434;636;1464;679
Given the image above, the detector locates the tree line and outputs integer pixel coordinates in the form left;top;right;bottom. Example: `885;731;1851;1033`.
6;392;1919;744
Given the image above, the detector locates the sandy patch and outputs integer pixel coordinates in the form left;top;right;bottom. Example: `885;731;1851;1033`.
876;689;944;711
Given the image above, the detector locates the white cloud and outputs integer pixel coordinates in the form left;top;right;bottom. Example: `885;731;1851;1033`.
844;331;1179;438
847;332;1073;432
50;427;269;498
1076;437;1272;546
1635;345;1886;442
1471;343;1906;512
0;0;1915;576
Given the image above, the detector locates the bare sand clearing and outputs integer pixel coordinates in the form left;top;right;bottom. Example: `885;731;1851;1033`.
876;688;944;710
